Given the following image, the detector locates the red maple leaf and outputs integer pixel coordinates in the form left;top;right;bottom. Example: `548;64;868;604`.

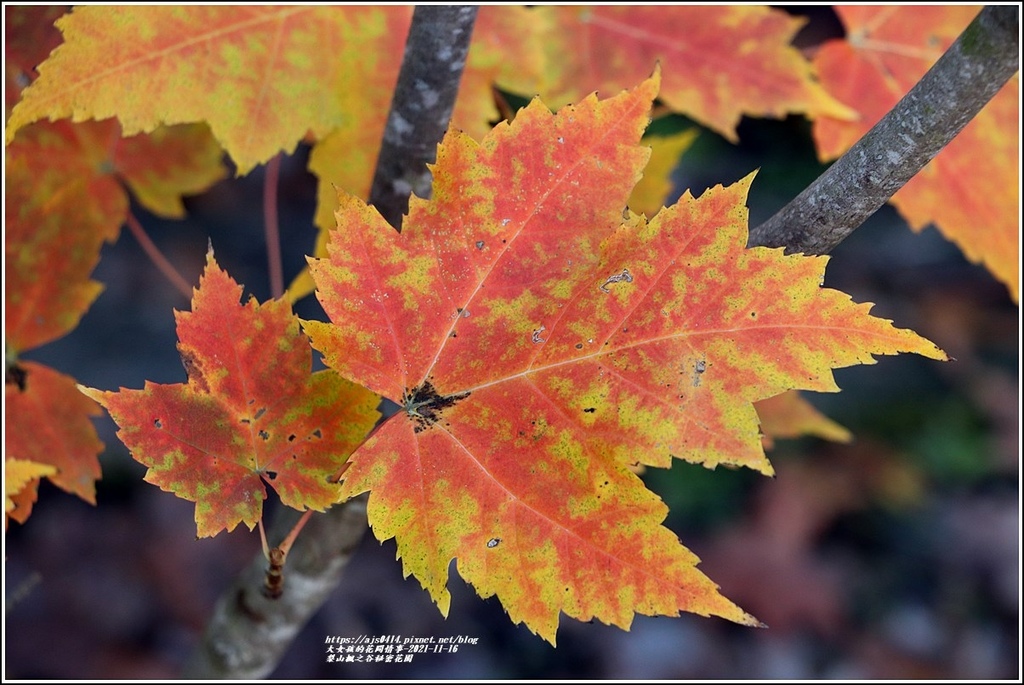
82;253;380;537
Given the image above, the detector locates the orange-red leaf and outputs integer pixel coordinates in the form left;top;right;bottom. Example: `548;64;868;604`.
81;253;380;538
5;6;414;175
533;6;853;142
5;361;103;505
307;74;945;642
812;6;1019;302
4;4;68;116
4;119;225;353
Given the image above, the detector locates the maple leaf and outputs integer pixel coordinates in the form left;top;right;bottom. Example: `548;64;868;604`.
811;6;1020;302
305;73;945;642
5;119;225;352
5;459;57;527
3;115;223;523
80;252;380;538
627;128;699;218
5;362;103;504
532;6;854;142
4;4;68;116
756;390;852;450
4;6;416;175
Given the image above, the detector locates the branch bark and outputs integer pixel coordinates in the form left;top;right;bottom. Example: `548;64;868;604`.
747;5;1019;255
369;5;479;230
181;497;369;679
180;6;478;678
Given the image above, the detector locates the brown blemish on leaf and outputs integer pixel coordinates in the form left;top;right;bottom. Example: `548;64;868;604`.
6;362;28;391
179;350;210;393
403;380;471;433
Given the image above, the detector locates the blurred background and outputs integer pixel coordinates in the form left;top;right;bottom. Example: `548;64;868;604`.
4;6;1019;680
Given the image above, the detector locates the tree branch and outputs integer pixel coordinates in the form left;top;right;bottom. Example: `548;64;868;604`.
181;497;369;679
748;5;1019;255
180;7;479;678
368;5;479;229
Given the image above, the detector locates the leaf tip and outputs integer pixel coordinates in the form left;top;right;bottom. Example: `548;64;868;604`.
76;384;105;406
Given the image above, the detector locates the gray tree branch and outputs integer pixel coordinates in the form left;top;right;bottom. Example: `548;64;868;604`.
180;6;479;678
747;5;1019;255
369;5;479;229
181;497;369;679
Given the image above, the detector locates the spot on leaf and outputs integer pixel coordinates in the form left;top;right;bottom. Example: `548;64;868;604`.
599;267;633;293
403;381;470;434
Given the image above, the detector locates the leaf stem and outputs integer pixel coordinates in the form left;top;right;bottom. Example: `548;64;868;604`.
368;5;479;230
263;153;284;299
748;5;1019;255
277;509;314;558
124;211;193;299
258;518;271;559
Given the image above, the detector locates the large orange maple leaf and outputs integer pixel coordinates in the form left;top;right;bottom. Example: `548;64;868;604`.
305;73;945;643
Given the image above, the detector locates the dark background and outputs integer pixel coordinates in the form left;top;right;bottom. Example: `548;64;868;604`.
4;6;1019;680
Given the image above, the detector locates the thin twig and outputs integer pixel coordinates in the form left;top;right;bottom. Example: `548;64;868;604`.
124;211;193;299
264;153;284;299
748;5;1019;255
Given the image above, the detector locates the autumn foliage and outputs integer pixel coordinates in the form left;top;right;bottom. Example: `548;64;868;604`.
3;4;1014;647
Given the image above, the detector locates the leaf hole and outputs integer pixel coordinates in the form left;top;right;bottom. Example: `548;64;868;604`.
288;434;296;442
582;407;596;414
265;470;277;480
311;428;323;439
254;407;267;420
486;538;501;549
258;430;270;441
153;418;163;428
